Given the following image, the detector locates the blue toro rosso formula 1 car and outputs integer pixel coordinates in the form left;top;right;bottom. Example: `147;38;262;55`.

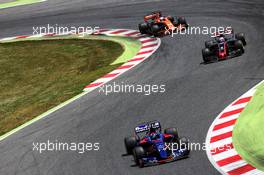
124;121;190;168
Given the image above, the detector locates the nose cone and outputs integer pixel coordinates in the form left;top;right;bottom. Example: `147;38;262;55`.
159;148;168;159
156;142;168;159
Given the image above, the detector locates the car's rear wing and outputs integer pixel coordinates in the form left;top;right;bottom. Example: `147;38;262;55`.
134;121;161;134
144;11;162;22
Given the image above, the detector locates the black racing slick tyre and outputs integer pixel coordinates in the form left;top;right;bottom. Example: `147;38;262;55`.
164;128;179;142
179;137;189;149
235;33;246;46
202;48;212;63
174;17;188;29
151;24;161;37
235;40;244;54
179;137;190;155
133;146;145;168
138;22;149;34
124;136;137;154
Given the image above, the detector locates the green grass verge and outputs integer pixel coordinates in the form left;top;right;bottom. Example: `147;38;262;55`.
233;82;264;171
1;34;142;65
76;35;141;65
0;38;124;136
108;37;141;65
0;0;45;9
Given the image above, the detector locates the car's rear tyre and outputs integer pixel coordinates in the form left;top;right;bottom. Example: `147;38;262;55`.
202;48;212;63
235;33;246;46
150;24;161;37
164;128;179;142
124;136;137;154
138;22;149;34
179;137;189;149
179;137;190;155
133;146;145;167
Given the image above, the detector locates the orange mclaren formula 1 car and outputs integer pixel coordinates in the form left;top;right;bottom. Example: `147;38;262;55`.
138;11;188;37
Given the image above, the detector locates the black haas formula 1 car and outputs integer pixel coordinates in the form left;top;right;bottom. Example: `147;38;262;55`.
124;121;190;168
202;30;246;63
138;11;188;37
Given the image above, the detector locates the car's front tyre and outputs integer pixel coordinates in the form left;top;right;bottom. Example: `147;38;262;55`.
124;136;138;154
202;48;212;63
133;146;145;168
174;17;188;30
150;24;161;37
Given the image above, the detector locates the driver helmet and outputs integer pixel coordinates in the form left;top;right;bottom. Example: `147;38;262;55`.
148;126;159;139
150;133;158;140
219;37;225;43
159;17;165;21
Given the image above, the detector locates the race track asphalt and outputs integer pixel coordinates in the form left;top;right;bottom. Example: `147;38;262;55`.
0;0;264;174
